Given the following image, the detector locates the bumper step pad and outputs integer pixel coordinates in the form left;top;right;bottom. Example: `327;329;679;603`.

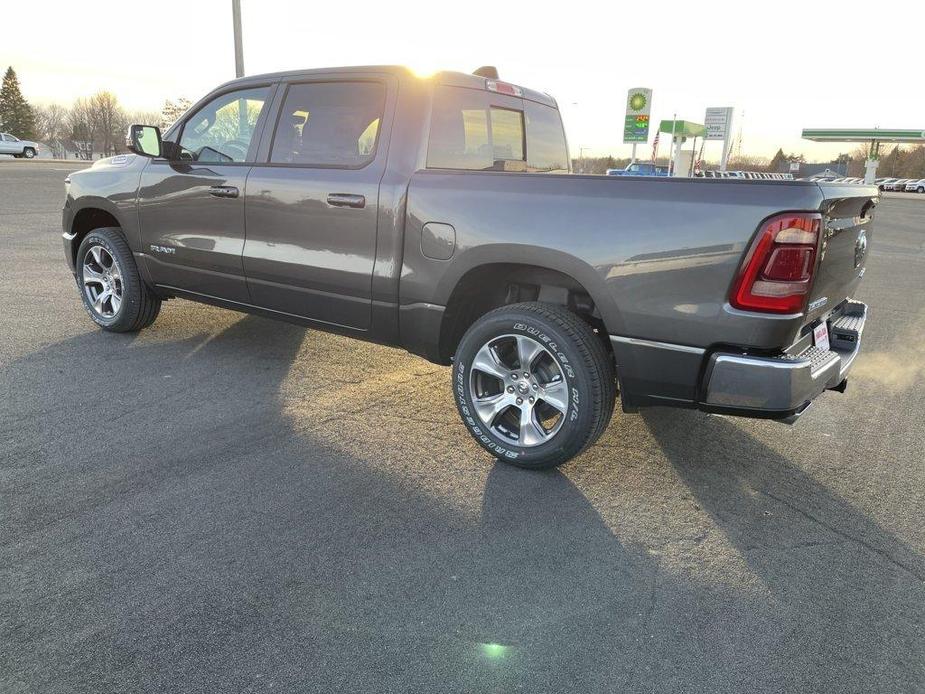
794;344;840;374
830;299;867;350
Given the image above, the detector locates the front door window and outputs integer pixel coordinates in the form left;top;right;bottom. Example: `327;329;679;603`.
177;87;270;163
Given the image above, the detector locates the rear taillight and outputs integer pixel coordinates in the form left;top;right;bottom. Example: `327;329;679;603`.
730;212;821;314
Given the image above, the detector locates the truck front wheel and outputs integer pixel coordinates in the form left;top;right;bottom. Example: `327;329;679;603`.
453;302;616;469
75;227;161;332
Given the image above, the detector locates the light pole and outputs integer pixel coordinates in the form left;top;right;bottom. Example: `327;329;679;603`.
571;102;587;172
232;0;245;78
578;146;591;174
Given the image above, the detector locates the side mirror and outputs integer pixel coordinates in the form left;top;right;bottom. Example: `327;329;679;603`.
127;124;162;157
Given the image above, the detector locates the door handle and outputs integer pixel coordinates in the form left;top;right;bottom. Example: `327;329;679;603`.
209;185;239;198
326;193;365;209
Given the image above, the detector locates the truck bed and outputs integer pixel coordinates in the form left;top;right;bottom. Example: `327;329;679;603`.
401;172;876;409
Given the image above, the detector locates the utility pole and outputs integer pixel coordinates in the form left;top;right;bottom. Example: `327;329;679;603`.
232;0;245;78
578;146;591;174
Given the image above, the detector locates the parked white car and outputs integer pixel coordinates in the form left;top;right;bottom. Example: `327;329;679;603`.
905;178;925;193
0;132;38;158
876;177;897;191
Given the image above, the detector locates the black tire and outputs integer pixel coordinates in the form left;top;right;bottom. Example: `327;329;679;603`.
75;227;161;332
453;302;616;469
22;147;35;159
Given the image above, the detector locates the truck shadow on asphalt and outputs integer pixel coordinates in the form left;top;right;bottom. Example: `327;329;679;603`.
3;312;922;693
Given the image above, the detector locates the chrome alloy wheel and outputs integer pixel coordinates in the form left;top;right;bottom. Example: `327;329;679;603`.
468;334;569;447
82;245;123;318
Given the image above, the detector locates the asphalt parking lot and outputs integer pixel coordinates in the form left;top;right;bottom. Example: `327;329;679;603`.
2;162;924;693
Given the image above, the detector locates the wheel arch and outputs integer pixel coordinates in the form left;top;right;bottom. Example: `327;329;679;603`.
435;247;623;362
65;200;126;270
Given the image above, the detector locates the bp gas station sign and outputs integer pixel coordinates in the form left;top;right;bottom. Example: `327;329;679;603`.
623;88;652;144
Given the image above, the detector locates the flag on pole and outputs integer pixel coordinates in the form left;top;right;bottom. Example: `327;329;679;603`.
652;130;660;163
695;138;706;175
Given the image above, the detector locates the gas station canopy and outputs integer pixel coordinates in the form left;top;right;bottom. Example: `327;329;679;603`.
801;128;925;143
801;128;925;183
659;120;705;138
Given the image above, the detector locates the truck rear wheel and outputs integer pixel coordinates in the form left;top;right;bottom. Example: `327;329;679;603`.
75;227;161;332
453;302;616;469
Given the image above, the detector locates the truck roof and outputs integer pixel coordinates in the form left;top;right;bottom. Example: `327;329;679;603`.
222;65;558;108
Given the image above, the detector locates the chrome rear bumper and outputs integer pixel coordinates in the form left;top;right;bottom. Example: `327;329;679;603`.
702;300;868;420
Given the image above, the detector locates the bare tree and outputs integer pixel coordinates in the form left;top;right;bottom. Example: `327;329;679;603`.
34;103;69;158
159;98;192;131
68;97;95;159
65;91;127;158
128;109;161;127
88;91;125;156
726;154;771;172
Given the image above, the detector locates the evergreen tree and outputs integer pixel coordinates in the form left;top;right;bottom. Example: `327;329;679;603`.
0;67;37;139
768;148;787;173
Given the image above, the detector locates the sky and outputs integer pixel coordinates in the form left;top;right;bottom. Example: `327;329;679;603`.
3;0;923;162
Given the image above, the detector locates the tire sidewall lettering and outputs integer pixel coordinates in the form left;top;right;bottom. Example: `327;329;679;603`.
454;317;589;461
455;359;519;459
78;234;128;328
512;322;575;380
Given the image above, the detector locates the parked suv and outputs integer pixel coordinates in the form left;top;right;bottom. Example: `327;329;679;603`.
0;132;38;158
904;179;925;193
61;66;875;468
876;177;897;191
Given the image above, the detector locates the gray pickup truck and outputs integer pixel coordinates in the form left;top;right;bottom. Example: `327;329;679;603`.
61;65;875;469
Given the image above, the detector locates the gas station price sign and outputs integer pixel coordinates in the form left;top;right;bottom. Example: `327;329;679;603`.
623;88;652;144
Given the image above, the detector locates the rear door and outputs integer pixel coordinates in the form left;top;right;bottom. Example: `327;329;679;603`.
242;78;392;330
137;84;274;303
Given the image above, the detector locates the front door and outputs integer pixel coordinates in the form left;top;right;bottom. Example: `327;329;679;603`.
137;84;274;303
243;79;390;330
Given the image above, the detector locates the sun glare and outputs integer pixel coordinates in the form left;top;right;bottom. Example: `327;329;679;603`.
407;63;441;79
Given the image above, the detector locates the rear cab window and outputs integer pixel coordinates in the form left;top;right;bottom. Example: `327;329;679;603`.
427;85;569;173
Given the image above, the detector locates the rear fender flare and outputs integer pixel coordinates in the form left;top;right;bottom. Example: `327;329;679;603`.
437;244;626;335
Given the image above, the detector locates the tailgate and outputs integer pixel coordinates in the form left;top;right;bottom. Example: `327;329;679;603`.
806;183;877;322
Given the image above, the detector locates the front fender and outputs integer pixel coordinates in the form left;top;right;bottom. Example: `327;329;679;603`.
64;155;147;259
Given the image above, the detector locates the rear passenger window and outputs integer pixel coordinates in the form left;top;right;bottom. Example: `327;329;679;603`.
428;86;526;171
270;81;385;167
